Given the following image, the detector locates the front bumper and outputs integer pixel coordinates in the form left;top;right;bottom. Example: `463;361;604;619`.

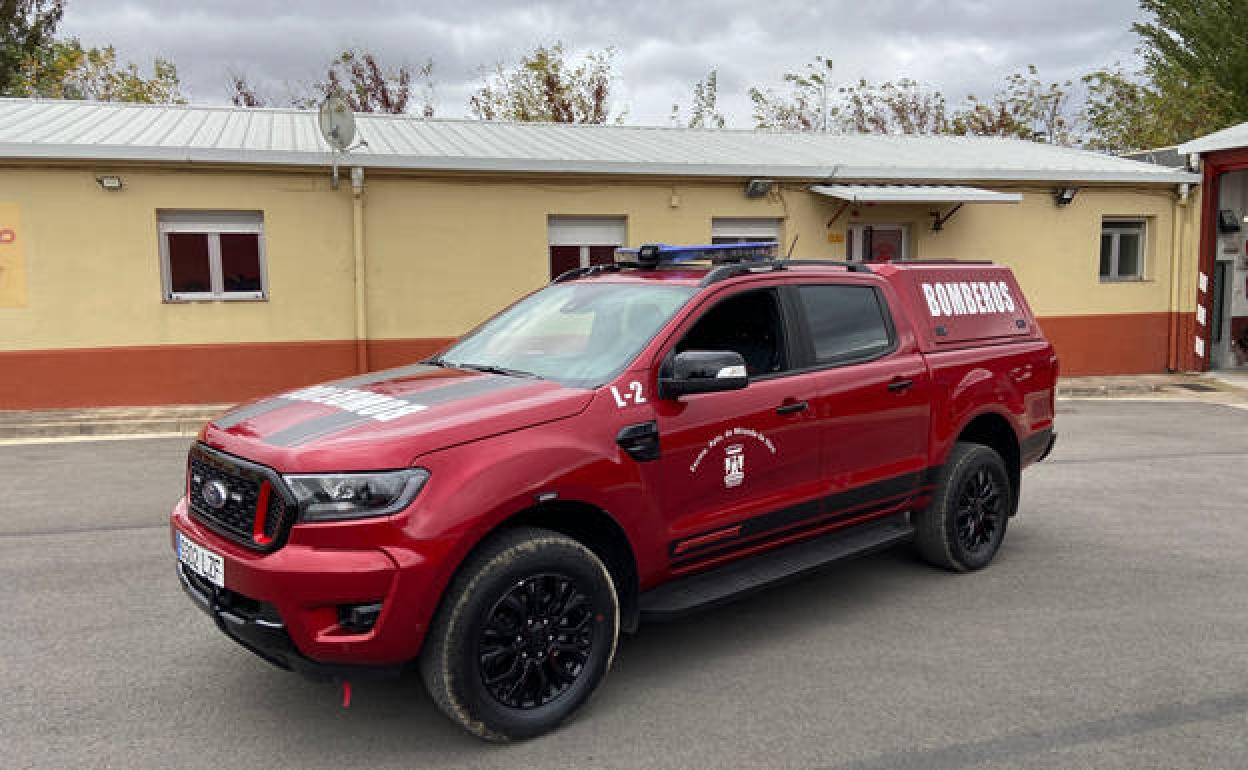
171;498;448;672
176;562;401;681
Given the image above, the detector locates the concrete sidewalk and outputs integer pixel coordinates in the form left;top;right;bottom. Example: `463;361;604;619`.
2;372;1246;442
0;404;228;442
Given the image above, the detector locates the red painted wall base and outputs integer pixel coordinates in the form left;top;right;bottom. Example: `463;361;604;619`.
0;315;1193;409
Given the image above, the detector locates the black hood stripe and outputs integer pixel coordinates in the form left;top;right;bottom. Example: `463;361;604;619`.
329;363;439;389
212;364;439;430
212;399;292;430
264;374;530;448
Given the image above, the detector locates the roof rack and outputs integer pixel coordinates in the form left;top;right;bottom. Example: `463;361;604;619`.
552;263;627;283
700;259;873;286
550;242;877;286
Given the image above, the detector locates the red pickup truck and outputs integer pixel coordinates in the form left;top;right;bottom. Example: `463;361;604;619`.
171;243;1057;741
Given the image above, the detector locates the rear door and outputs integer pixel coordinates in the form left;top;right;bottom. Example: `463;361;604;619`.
789;279;933;519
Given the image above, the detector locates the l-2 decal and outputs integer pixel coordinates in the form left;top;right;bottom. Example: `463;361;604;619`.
610;381;647;408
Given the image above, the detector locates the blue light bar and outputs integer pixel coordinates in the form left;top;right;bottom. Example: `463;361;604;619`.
616;241;779;265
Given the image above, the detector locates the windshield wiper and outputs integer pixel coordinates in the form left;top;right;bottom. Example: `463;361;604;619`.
444;361;542;379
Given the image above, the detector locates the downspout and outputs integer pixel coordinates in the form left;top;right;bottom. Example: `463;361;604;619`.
1167;182;1190;370
351;166;369;373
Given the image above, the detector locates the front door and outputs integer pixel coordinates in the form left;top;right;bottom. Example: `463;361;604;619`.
641;287;826;568
848;224;908;263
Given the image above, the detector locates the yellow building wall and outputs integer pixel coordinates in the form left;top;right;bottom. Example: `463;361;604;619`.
0;162;1195;405
362;175;798;340
0;166;356;351
812;187;1184;317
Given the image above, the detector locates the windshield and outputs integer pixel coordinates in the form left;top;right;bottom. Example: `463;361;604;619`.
437;282;696;387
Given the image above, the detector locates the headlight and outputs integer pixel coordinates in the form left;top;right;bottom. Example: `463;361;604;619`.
283;469;430;522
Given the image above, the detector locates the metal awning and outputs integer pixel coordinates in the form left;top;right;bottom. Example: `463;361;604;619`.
810;184;1023;204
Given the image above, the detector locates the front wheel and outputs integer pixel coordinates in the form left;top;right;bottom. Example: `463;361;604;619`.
914;442;1011;572
419;527;619;742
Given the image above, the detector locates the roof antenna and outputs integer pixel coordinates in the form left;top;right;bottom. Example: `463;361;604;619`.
786;234;799;258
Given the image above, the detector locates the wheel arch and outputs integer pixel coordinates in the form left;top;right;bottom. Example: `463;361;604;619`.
952;410;1021;515
468;500;642;633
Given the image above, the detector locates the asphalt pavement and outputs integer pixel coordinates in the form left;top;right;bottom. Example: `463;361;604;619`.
3;400;1248;769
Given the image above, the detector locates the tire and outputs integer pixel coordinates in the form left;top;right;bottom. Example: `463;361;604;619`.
914;442;1012;572
419;527;620;742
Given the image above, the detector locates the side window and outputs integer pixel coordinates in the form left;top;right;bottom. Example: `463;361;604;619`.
159;211;266;301
797;284;893;365
675;289;788;376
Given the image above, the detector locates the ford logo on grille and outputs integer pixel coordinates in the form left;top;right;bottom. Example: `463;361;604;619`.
202;479;229;510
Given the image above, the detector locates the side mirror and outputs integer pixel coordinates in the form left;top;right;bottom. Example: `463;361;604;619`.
659;350;749;399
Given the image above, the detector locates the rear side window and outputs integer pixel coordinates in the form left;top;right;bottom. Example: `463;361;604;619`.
797;285;892;364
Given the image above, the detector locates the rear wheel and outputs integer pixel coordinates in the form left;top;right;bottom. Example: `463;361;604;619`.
914;442;1011;572
419;527;619;742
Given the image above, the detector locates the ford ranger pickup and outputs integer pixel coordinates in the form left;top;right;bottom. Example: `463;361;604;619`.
171;242;1058;741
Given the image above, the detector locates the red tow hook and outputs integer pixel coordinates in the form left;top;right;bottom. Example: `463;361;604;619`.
341;680;352;709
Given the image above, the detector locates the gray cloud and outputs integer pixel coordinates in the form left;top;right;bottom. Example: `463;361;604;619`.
58;0;1146;125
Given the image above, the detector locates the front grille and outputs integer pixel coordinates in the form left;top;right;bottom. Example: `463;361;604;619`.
187;444;293;550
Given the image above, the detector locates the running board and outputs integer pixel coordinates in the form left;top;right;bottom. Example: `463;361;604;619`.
639;514;914;621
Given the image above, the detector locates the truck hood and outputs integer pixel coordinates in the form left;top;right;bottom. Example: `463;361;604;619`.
199;363;594;472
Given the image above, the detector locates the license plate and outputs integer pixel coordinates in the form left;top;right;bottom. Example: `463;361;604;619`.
177;531;225;589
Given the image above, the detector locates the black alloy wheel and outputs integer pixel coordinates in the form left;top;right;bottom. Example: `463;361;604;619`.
955;467;1004;557
478;573;595;709
914;441;1011;572
419;527;619;742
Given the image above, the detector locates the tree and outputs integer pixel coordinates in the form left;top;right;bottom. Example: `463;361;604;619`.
672;69;726;128
12;38;184;103
1128;0;1248;142
950;66;1076;145
1081;65;1156;153
836;78;949;134
0;0;64;95
301;49;433;115
227;71;265;108
469;43;620;124
749;55;834;131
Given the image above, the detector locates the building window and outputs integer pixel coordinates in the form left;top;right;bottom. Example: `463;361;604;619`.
1100;219;1146;281
547;216;626;280
159;211;266;300
711;217;782;244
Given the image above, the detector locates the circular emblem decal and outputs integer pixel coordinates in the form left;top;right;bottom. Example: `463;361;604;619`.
202;479;229;510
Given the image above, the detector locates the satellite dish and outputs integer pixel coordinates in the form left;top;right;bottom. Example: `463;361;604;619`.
318;94;357;151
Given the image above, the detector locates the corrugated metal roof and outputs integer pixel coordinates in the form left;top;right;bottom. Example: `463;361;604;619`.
1178;122;1248;156
0;98;1199;184
811;184;1022;203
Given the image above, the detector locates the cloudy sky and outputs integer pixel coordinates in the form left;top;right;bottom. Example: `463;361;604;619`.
58;0;1147;125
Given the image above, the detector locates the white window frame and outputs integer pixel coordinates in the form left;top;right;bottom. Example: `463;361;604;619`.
846;223;909;262
711;217;783;244
1100;218;1147;282
158;210;267;301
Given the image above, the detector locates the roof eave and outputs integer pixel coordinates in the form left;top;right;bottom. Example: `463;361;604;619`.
0;144;1201;185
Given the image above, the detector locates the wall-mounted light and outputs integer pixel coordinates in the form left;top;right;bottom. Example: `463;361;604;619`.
96;175;123;192
1053;187;1078;207
744;178;773;198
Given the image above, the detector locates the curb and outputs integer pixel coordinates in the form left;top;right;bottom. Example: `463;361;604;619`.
0;405;228;441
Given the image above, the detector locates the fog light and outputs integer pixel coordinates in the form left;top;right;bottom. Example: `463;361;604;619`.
338;602;383;633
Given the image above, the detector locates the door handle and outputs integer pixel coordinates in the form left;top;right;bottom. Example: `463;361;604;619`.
616;421;660;462
887;378;914;393
775;400;809;415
